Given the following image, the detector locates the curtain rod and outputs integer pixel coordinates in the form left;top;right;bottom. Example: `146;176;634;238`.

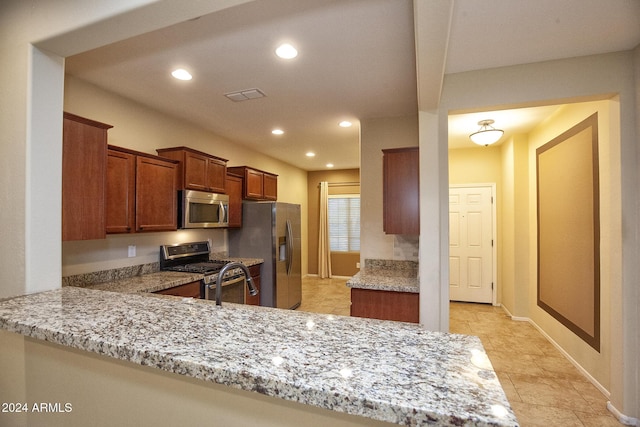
318;181;360;188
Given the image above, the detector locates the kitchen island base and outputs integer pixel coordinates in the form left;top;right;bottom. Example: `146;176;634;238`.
0;329;395;427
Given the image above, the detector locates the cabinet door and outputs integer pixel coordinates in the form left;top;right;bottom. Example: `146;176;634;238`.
155;281;201;298
135;156;177;232
244;168;264;199
226;174;243;227
383;147;419;235
263;173;278;201
106;149;135;234
184;151;209;191
206;158;227;193
62;114;109;241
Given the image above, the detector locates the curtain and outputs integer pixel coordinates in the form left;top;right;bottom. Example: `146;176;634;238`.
318;181;332;278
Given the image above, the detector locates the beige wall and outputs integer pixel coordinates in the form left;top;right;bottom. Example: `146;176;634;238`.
440;52;638;416
307;169;360;277
526;100;618;391
360;115;419;265
499;134;530;316
62;76;309;277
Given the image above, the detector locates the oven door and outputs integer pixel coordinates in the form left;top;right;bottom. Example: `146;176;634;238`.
180;190;229;229
204;274;246;304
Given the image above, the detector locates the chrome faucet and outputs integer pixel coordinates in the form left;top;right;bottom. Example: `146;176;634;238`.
214;262;258;307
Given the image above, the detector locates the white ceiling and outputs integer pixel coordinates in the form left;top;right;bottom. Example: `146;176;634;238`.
65;0;640;169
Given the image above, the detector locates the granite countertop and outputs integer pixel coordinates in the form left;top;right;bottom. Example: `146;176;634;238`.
347;259;419;293
0;286;517;426
76;258;264;294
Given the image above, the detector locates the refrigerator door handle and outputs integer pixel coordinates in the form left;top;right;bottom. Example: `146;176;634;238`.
286;219;293;275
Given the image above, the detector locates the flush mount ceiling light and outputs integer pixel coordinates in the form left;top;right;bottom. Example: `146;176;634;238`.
339;121;352;128
272;129;284;135
326;163;334;168
275;43;298;59
171;68;192;81
305;152;315;157
469;119;504;146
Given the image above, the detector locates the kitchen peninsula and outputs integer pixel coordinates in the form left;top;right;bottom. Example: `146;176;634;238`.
0;285;517;427
348;259;420;323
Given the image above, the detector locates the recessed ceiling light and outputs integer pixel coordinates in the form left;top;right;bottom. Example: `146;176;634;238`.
326;163;334;168
306;152;315;157
339;121;352;128
272;129;284;135
171;68;192;81
275;43;298;59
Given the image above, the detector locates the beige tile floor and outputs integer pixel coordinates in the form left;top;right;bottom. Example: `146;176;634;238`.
297;276;623;427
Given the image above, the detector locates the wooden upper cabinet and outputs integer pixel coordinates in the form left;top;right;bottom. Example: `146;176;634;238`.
62;112;112;241
227;166;278;201
263;172;278;201
136;155;178;232
106;145;178;233
382;147;419;235
106;148;136;234
226;172;243;228
156;147;227;193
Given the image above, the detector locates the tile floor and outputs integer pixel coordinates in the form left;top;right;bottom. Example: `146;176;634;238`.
297;276;623;427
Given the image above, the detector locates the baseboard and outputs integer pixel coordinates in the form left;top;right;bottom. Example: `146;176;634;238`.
607;401;640;426
304;274;352;280
498;304;610;399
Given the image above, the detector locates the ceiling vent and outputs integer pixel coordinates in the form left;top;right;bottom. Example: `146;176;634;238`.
224;88;266;102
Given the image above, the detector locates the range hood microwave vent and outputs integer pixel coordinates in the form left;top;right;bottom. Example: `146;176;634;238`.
224;88;266;102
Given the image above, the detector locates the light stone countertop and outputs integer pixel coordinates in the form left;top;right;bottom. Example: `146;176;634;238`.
347;259;419;293
0;286;517;426
347;270;419;293
77;258;263;294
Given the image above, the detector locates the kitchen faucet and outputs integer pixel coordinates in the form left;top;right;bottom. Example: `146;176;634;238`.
214;262;258;307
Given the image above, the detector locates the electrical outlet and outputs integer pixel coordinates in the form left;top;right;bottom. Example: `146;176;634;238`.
356;262;360;269
128;245;136;257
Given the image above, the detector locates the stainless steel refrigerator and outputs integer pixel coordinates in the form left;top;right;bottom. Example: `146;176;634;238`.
228;202;302;309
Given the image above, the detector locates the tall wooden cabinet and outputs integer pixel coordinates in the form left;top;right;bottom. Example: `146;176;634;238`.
382;147;419;235
226;172;243;228
62;112;112;241
106;145;178;233
156;146;227;193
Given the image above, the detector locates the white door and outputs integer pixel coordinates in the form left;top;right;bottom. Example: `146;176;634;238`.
449;186;494;303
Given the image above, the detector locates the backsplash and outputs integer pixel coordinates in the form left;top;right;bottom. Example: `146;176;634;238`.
62;262;159;288
393;235;419;261
364;259;418;278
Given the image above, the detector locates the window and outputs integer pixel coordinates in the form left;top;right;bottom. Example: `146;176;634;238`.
328;194;360;252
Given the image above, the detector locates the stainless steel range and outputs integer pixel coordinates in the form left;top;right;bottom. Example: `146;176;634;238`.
160;241;257;305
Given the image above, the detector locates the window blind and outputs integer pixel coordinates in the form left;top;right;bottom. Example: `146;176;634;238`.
328;195;360;252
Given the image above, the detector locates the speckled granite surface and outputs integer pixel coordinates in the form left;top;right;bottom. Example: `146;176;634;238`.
347;259;419;293
0;287;517;426
64;258;263;294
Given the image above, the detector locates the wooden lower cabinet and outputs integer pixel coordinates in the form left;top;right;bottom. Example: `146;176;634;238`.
350;288;419;323
246;264;262;305
154;281;201;298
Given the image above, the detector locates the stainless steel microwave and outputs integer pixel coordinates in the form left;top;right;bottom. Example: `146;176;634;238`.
179;190;229;228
